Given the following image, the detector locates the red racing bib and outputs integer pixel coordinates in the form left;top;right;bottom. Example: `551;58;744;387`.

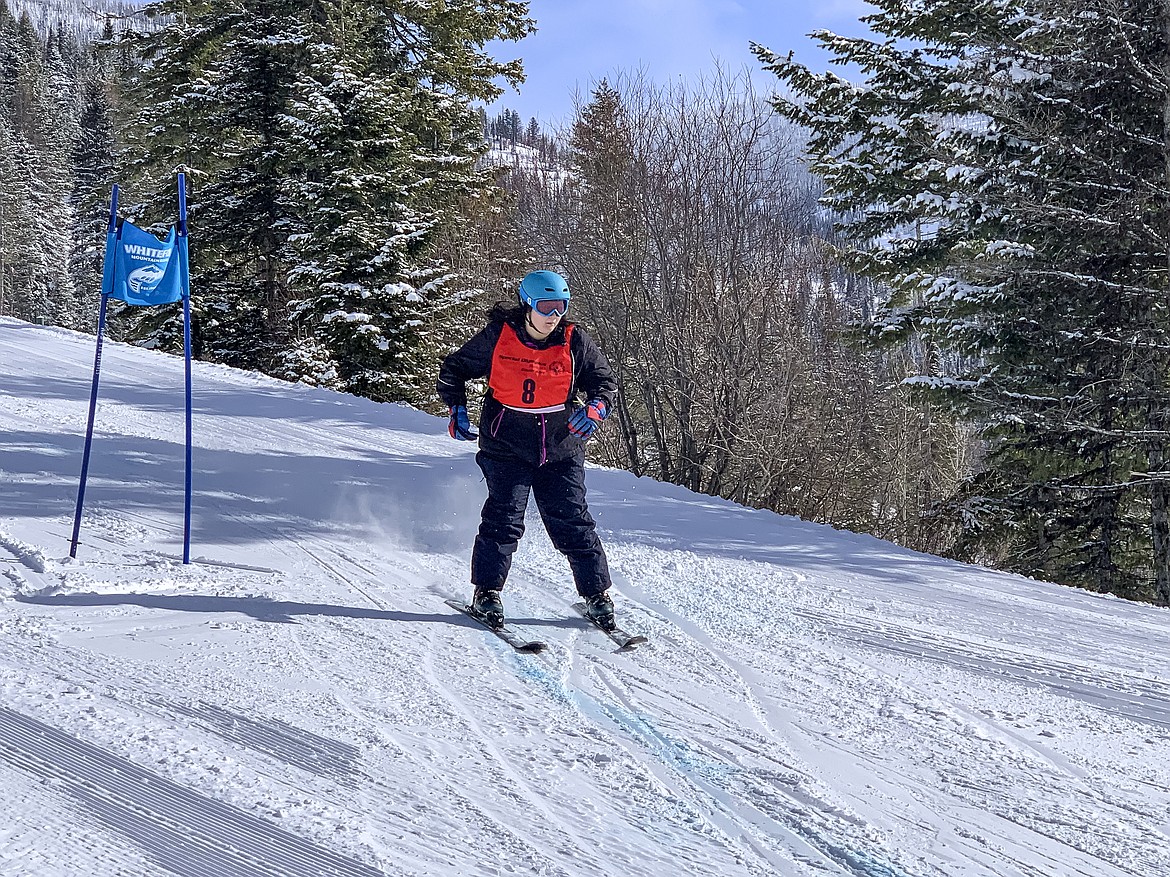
489;323;575;412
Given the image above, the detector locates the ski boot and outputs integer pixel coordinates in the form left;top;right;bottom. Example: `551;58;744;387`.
583;591;616;631
472;588;505;629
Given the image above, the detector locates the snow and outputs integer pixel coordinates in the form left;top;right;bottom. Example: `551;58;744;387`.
2;315;1169;877
485;140;573;187
6;0;144;38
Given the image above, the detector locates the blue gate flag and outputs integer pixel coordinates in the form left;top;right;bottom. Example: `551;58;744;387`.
104;221;189;306
73;175;195;565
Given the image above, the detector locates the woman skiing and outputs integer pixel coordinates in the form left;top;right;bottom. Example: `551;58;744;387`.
437;270;619;630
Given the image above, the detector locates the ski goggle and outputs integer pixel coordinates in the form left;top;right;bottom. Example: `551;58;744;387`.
532;299;569;318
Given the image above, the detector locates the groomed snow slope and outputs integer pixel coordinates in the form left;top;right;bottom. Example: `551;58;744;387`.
1;316;1168;877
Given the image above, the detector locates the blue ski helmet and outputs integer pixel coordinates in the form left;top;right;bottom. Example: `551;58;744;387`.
519;270;570;310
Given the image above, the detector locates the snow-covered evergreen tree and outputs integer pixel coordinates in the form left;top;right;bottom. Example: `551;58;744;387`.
0;1;155;327
0;0;15;317
69;64;117;331
0;7;78;324
120;0;532;402
36;27;83;326
757;0;1170;604
0;114;16;318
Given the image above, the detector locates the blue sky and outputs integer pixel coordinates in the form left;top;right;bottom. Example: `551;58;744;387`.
486;0;878;125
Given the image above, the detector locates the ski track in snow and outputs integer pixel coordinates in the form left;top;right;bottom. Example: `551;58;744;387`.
2;317;1170;876
0;707;381;877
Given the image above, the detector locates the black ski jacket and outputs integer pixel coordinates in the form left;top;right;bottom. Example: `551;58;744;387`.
437;307;618;466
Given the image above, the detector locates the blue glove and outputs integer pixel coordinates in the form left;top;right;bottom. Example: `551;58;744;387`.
568;399;608;439
448;405;478;441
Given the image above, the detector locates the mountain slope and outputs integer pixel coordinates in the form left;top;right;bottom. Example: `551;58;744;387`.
1;316;1168;877
6;0;143;38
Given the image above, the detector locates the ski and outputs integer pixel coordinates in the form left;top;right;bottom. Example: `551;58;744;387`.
572;602;649;650
445;599;547;654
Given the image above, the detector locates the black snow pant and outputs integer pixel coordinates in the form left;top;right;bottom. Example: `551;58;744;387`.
471;449;611;597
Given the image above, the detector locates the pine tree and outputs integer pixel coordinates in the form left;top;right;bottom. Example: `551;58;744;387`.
6;11;40;137
0;0;13;116
0;0;19;319
562;81;644;469
121;0;533;401
0;1;150;329
756;0;1170;603
277;0;532;402
277;44;438;399
0;10;77;325
69;67;117;330
117;0;313;365
36;25;81;326
0;115;16;319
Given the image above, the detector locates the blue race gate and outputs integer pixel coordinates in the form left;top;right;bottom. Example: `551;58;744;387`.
70;173;193;562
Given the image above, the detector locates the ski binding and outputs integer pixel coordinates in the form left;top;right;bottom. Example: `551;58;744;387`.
446;599;547;654
572;602;649;650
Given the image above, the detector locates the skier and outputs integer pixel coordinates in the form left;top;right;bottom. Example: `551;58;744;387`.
438;270;619;630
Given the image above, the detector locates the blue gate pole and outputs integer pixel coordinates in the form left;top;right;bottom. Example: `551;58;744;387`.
70;185;119;559
178;172;192;564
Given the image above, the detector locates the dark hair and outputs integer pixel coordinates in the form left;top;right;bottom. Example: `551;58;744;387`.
487;301;526;324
